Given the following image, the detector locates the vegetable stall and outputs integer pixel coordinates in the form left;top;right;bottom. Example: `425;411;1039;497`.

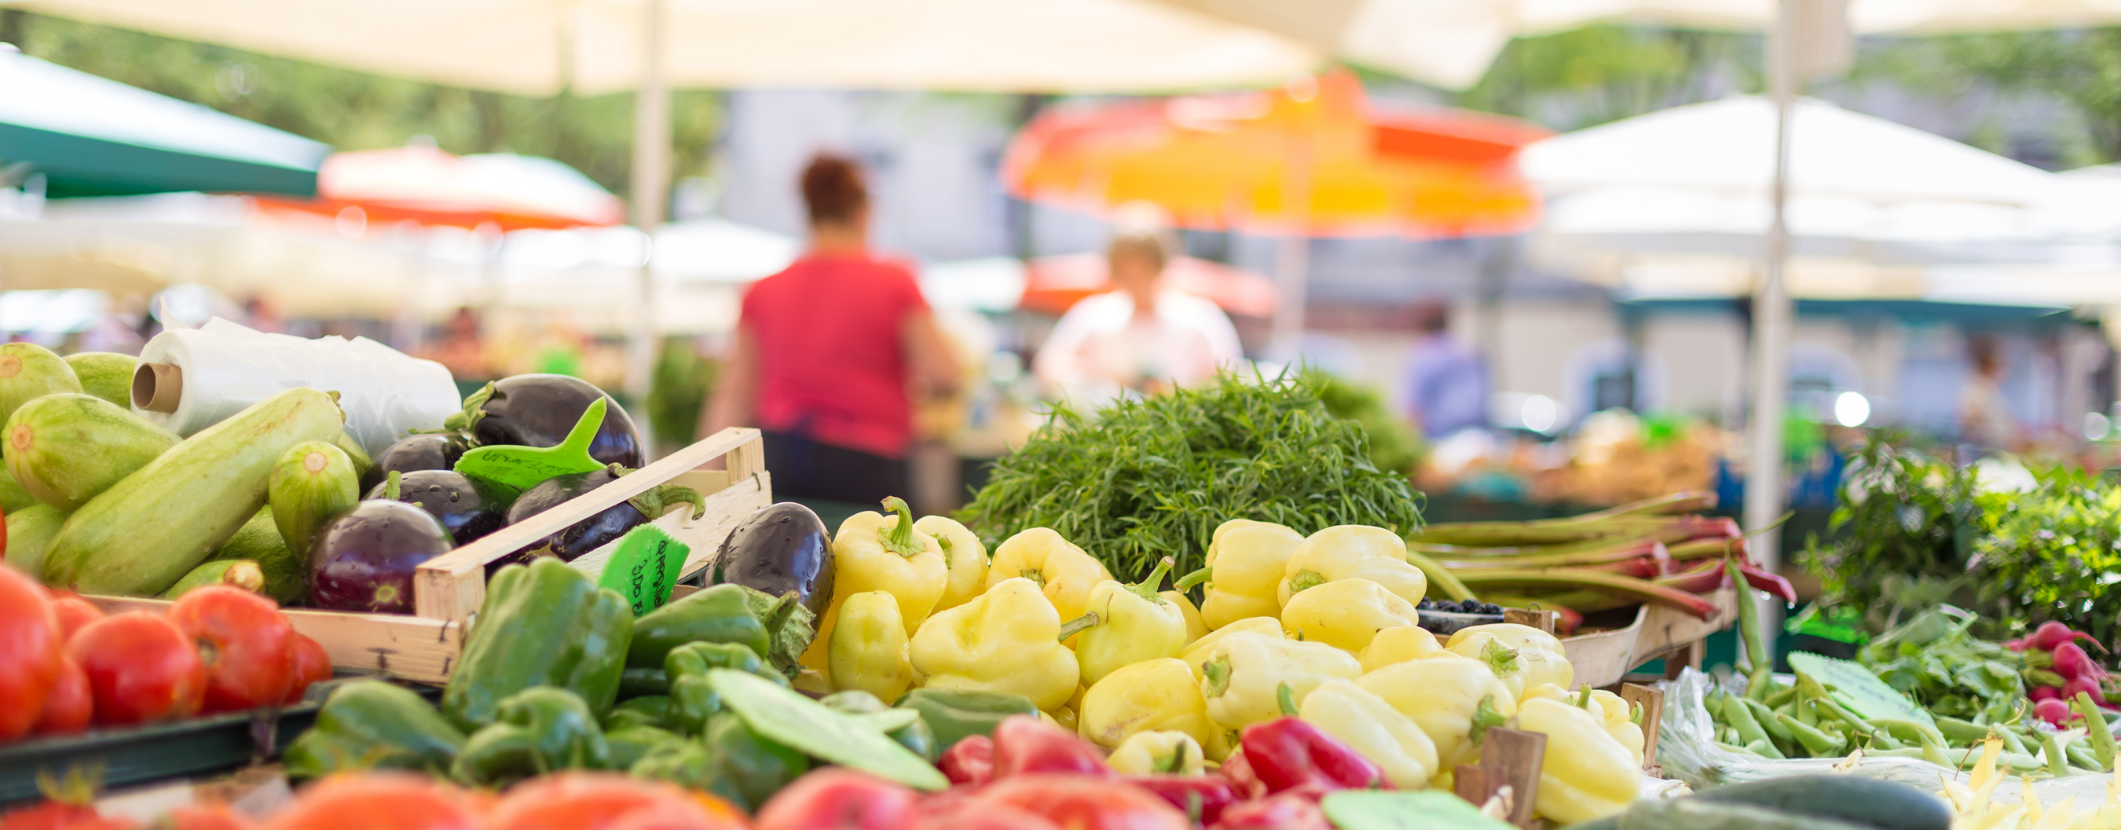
0;339;2103;830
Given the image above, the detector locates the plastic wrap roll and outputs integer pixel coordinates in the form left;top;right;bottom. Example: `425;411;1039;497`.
133;318;460;457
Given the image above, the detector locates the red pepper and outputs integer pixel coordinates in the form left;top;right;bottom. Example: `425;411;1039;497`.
967;775;1188;830
1237;717;1384;793
1206;793;1331;830
1218;749;1265;801
1123;775;1237;826
990;716;1111;779
940;735;996;787
753;769;920;830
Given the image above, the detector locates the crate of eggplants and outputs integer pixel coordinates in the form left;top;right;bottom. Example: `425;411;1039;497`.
444;374;645;468
710;502;835;617
310;471;455;614
497;464;706;570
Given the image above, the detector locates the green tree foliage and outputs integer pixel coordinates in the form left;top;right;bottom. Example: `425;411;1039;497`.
0;10;722;201
1453;25;1761;130
1843;29;2121;167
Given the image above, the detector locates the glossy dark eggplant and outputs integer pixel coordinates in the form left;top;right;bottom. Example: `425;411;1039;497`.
374;432;473;482
310;498;454;614
497;467;702;569
453;375;642;467
368;470;517;546
710;502;834;617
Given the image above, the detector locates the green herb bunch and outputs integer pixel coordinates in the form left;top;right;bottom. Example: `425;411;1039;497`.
1858;606;2027;723
958;372;1424;583
1971;467;2121;647
1306;369;1424;477
1801;434;1981;617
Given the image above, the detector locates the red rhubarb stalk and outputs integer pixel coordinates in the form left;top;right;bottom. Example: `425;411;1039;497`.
1450;569;1722;620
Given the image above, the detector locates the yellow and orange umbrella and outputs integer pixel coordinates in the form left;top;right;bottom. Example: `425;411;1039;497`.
1003;72;1550;238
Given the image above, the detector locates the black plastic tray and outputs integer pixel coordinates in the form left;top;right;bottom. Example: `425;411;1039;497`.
0;678;439;806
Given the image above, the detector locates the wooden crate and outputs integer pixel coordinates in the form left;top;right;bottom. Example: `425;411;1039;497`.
88;427;773;686
1561;586;1736;688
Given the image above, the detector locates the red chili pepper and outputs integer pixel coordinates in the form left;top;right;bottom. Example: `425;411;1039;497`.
990;716;1111;779
753;769;920;830
1206;793;1331;830
1123;775;1237;826
940;735;995;787
1237;717;1384;793
1218;748;1266;801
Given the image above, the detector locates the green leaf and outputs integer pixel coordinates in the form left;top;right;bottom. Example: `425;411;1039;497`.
707;669;947;791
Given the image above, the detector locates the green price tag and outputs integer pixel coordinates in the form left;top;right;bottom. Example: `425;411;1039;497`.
598;524;690;615
1321;791;1514;830
454;397;610;492
1790;651;1935;727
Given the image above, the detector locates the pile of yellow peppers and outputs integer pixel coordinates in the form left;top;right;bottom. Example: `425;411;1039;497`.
805;502;1648;825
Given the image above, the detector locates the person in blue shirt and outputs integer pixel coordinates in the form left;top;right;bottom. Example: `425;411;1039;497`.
1400;302;1489;438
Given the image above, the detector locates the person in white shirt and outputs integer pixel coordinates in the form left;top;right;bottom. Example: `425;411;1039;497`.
1033;209;1243;404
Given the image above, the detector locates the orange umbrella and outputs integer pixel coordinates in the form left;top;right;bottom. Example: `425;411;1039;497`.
1020;253;1276;317
255;146;625;231
1004;72;1549;238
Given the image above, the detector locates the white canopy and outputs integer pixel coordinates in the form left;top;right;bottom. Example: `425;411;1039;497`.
0;0;1320;95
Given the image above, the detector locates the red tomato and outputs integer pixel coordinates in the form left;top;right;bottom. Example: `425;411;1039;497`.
485;773;748;830
46;594;106;644
0;802;136;830
70;612;205;726
32;654;90;736
169;587;294;713
157;804;258;830
280;634;331;706
263;774;478;830
0;563;63;741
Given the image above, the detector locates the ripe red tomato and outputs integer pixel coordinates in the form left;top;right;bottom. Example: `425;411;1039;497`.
70;612;205;726
161;804;258;830
0;801;135;830
281;634;331;706
0;563;63;741
262;774;477;830
44;592;105;644
485;772;747;830
169;587;294;714
31;655;90;736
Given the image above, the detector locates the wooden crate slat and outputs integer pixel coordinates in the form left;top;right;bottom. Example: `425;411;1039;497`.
564;470;772;582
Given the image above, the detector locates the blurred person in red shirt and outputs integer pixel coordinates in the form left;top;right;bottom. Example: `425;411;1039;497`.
702;154;959;504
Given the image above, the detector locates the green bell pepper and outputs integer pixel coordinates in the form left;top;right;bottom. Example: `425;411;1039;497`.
894;688;1039;751
605;696;672;731
821;690;938;762
606;724;681;770
451;686;612;786
620;667;671;698
283;681;466;779
668;641;789;736
629;713;810;813
629;583;816;677
443;557;634;729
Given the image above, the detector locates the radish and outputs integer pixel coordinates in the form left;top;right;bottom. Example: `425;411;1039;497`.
2026;621;2107;654
2030;684;2063;702
2035;697;2075;727
2051;642;2107;682
2065;675;2110;706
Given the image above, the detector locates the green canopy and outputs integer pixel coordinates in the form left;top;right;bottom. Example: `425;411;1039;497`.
0;48;327;198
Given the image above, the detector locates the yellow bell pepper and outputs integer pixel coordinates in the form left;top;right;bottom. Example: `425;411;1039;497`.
1278;525;1427;607
1078;657;1227;759
1298;679;1440;789
1516;697;1642;825
828;590;913;702
1048;704;1078;733
1280;577;1420;653
1197;631;1362;730
1164;591;1208;646
1447;623;1573;697
1356;652;1517;770
985;528;1111;631
907;576;1079;711
1524;685;1646;767
1359;626;1443;673
1071;557;1188;686
915;515;989;612
1106;730;1206;776
1185;520;1304;630
1179;616;1284;682
799;497;949;681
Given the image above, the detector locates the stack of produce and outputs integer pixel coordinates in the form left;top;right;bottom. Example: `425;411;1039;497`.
1411;492;1789;624
0;563;329;742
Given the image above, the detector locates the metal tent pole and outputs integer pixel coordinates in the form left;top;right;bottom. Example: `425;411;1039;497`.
1743;0;1800;659
627;0;670;452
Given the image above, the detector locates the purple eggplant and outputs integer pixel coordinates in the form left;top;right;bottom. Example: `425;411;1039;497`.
447;375;642;467
374;432;473;481
496;465;703;568
368;469;517;546
711;502;834;617
311;472;454;614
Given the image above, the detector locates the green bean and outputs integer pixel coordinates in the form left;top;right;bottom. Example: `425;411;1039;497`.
1934;715;1991;744
1765;685;1797;708
1730;560;1772;701
2076;693;2117;772
1868;731;1905;751
1723;693;1774;748
1746;698;1793;743
1999;727;2030;757
2069;742;2100;772
1777;712;1846;756
1869;718;1947;747
1745;737;1785;760
1796;695;1818;727
2043;730;2071;778
1810;696;1876;736
1716;740;1762;757
1919;734;1954;769
1864;747;1928;759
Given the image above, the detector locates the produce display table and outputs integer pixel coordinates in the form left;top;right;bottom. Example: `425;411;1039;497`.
1563;586;1737;688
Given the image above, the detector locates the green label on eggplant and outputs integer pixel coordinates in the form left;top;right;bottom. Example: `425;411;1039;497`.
600;524;690;615
454;397;608;491
1790;651;1935;727
1320;791;1515;830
